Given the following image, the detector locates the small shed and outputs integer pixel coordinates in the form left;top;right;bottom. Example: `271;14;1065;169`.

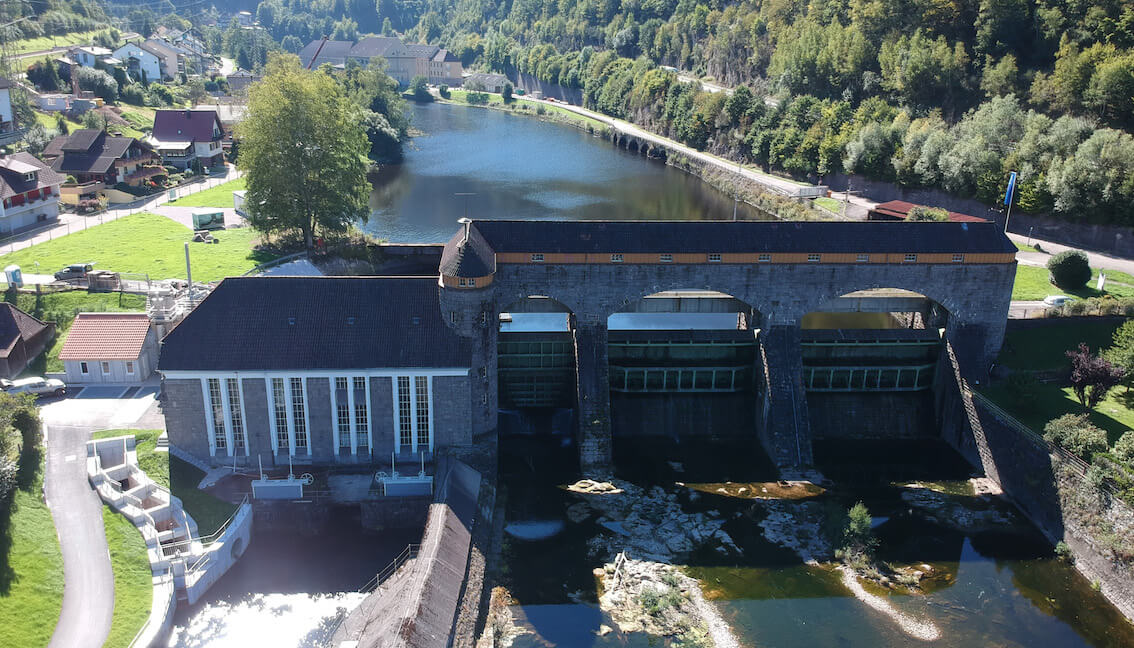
59;313;157;384
0;303;55;379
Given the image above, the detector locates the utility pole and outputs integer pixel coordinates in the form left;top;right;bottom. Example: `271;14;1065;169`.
184;242;194;307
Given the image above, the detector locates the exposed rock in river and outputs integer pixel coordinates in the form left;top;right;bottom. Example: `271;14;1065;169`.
900;485;1015;532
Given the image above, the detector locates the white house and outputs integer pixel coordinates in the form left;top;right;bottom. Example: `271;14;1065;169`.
151;109;225;170
71;46;113;68
0;78;17;144
35;93;70;112
59;313;158;384
113;43;162;84
0;154;63;234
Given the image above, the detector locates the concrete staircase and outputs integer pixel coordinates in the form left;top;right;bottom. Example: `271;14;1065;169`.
759;327;815;468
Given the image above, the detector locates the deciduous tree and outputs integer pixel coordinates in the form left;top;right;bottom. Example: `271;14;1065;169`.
1067;343;1126;409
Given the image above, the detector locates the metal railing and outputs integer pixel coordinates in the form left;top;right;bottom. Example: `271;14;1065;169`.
359;543;421;593
161;494;250;556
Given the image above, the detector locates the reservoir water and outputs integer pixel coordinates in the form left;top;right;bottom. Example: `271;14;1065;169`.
362;102;762;243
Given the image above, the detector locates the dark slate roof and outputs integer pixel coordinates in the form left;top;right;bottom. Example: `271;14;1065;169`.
160;277;472;371
440;225;495;277
0;153;65;199
298;40;353;67
0;303;51;359
870;200;988;223
42;130;147;175
349;37;402;59
432;48;458;62
152;110;221;143
404;44;439;59
457;219;1017;255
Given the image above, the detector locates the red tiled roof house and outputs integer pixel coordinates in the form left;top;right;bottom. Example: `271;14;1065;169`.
59;313;157;384
150;109;225;171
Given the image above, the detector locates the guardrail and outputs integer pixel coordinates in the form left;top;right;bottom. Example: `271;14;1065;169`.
359;543;421;593
161;494;250;556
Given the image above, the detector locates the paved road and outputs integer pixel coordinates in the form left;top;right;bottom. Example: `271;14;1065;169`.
1009;232;1134;277
44;422;113;648
549;100;821;198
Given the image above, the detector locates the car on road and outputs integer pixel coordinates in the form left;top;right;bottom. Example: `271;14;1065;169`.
53;263;93;281
1043;295;1075;306
1;376;66;397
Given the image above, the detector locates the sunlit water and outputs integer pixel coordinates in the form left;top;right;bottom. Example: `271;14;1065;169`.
363;102;764;243
166;592;365;648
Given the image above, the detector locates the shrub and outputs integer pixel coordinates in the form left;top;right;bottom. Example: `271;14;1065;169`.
1055;541;1073;561
0;456;15;512
907;206;949;221
76;67;118;103
1044;413;1108;460
466;92;490;105
536;104;547;115
502;82;514;103
1047;250;1091;290
408;75;432;102
438;84;450;99
120;84;146;106
838;501;878;561
1114;432;1134;463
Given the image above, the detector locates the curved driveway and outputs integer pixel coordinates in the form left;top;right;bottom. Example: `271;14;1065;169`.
44;423;113;648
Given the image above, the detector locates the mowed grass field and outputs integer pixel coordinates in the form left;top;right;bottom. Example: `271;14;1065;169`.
0;452;63;648
9;30;111;54
101;508;151;648
167;177;246;208
0;213;274;283
1012;264;1134;301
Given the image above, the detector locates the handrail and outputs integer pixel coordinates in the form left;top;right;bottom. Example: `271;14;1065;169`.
358;543;421;593
161;494;250;553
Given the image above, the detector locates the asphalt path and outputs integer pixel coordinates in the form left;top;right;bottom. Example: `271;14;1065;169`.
44;422;113;648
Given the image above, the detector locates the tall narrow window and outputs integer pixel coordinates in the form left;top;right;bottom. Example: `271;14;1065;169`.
397;376;412;450
271;378;289;451
226;378;245;450
415;376;430;449
335;377;351;448
354;377;369;449
290;378;307;449
207;378;226;450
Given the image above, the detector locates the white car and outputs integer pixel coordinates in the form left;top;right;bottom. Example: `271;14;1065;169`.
1043;295;1076;306
1;377;66;397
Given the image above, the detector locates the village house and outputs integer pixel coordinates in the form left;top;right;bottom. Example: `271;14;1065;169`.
70;45;114;68
150;109;225;170
0;303;55;379
0;153;63;234
112;42;163;84
302;37;464;86
41;129;161;205
139;39;183;80
0;78;17;145
159;277;474;468
60;313;158;384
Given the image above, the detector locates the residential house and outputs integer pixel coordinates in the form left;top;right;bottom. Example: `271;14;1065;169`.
0;78;17;144
0;303;55;379
298;40;354;69
151;109;225;170
159;276;474;468
0;154;63;234
140;39;182;80
429;49;462;86
60;313;158;384
236;11;255;27
40;130;160;204
225;71;261;95
463;72;509;93
113;42;163;83
70;46;113;68
35;94;70;112
867;200;989;223
192;104;246;151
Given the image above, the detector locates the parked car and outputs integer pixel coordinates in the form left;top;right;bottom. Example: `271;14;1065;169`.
0;376;66;397
1043;295;1075;306
53;263;93;281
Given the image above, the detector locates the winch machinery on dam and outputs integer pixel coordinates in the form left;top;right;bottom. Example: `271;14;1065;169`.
438;219;1017;472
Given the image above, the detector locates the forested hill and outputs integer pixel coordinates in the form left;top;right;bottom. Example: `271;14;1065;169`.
254;0;1134;226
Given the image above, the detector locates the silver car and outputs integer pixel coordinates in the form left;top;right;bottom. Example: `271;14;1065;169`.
1;377;66;397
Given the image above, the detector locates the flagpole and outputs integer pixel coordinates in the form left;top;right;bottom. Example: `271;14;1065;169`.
1003;170;1017;234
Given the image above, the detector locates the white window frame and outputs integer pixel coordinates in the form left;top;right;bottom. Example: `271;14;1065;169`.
708;253;721;263
101;361;111;375
952;254;964;263
659;254;673;263
856;254;870;263
807;253;821;262
80;361;89;375
610;254;623;263
125;361;134;375
904;253;918;263
530;253;544;262
757;253;771;263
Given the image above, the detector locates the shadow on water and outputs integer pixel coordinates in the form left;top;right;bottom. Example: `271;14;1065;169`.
168;505;422;648
500;432;1134;647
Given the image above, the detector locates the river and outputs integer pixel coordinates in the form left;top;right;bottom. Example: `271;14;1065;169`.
362;101;763;243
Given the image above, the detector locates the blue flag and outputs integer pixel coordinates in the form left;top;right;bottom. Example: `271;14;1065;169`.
1004;171;1017;206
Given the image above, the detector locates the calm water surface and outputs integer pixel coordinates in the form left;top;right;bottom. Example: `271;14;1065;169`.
362;102;763;243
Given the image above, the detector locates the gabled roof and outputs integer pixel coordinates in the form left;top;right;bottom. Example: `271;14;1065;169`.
159;277;472;371
140;39;179;59
42;130;150;175
0;153;65;199
349;37;403;59
404;44;440;59
432;49;458;62
440;225;495;277
298;40;353;67
0;303;51;359
59;313;152;361
448;219;1017;256
152;109;222;143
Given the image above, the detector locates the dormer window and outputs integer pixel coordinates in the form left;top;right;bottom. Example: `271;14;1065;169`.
23;171;35;182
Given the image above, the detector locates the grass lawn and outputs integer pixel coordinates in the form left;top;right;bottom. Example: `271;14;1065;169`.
814;196;842;213
100;508;151;648
441;91;608;129
115;107;155;134
0;213;275;284
167;177;246;208
1012;265;1134;301
1014;241;1038;252
0;448;63;648
92;430;237;536
3;291;145;375
982;382;1134;445
996;319;1124;371
9;30;111;54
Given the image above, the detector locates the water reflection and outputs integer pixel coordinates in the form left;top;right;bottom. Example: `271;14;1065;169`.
167;592;364;648
363;102;766;243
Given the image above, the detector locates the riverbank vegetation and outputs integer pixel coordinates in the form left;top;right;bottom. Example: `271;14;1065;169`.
0;396;60;648
0;213;274;284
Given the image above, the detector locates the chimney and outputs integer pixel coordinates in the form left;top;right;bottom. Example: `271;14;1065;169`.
458;217;471;243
